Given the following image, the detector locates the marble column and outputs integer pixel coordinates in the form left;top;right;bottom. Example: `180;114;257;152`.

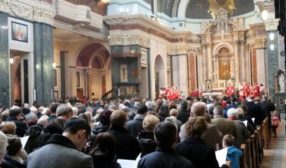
207;44;212;80
264;19;280;98
34;23;54;105
0;13;9;107
256;48;266;86
266;31;279;98
240;41;245;83
201;44;206;83
234;33;240;85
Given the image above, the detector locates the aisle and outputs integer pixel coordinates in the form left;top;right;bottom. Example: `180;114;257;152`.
261;114;286;168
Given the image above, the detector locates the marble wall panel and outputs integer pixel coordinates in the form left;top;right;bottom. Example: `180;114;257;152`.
0;13;9;107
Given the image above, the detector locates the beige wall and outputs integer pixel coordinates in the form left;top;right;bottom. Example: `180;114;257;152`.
53;39;111;99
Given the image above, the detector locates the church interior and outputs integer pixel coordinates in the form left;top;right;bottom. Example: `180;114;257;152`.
0;0;286;168
0;0;285;107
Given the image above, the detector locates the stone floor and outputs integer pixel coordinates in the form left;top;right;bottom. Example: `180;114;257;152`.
261;113;286;168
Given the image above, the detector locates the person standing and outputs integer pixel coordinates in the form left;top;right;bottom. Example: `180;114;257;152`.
27;118;94;168
138;122;194;168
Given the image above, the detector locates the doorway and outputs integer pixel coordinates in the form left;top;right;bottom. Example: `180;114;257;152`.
10;50;31;106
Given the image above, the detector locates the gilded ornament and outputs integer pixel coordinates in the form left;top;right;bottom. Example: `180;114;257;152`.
208;0;236;18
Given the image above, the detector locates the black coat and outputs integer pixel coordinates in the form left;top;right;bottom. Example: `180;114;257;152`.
175;137;220;168
92;155;121;168
138;147;194;168
126;115;144;137
1;155;26;168
137;131;156;157
246;101;266;126
109;126;141;160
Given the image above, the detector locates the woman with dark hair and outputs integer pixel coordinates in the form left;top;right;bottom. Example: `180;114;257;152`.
2;137;26;168
92;110;112;136
89;132;120;168
158;101;169;121
177;100;189;124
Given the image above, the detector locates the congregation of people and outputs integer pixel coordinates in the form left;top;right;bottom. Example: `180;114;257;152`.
0;94;278;168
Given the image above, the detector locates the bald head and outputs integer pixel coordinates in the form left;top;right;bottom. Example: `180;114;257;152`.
191;102;207;117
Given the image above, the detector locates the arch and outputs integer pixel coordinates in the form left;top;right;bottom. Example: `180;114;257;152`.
75;43;110;69
172;0;181;17
213;43;233;55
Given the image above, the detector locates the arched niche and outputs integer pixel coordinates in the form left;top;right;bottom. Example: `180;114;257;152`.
154;55;165;98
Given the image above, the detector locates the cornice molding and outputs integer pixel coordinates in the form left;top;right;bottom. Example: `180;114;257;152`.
53;19;106;40
0;0;54;25
104;14;193;43
109;34;150;48
168;46;189;55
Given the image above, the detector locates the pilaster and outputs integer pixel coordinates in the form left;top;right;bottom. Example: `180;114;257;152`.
0;12;9;107
34;23;54;105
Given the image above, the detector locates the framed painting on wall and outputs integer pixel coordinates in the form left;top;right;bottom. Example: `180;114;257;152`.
11;21;28;42
76;71;80;87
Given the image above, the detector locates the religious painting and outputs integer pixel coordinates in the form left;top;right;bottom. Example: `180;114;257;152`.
11;21;28;42
219;59;230;80
120;64;128;82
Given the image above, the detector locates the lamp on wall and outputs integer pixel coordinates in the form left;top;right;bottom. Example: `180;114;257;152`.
269;32;275;41
9;58;14;64
52;62;56;69
101;0;109;3
270;44;275;51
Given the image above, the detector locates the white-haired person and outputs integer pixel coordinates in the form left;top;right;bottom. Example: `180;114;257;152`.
227;108;250;148
0;131;7;165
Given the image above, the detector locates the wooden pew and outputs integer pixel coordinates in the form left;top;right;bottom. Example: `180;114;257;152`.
241;139;252;168
255;127;263;163
250;134;257;168
261;118;271;149
240;144;247;168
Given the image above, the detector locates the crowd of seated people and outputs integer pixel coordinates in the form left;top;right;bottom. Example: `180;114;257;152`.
0;94;275;168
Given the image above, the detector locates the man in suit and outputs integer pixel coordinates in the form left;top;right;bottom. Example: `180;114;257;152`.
212;105;237;138
27;118;94;168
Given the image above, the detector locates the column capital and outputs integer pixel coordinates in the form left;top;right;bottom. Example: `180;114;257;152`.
264;19;280;31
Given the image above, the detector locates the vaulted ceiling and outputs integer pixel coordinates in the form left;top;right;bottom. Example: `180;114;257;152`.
144;0;255;19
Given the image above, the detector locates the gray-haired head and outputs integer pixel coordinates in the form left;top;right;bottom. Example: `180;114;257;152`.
56;104;73;117
191;102;207;117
